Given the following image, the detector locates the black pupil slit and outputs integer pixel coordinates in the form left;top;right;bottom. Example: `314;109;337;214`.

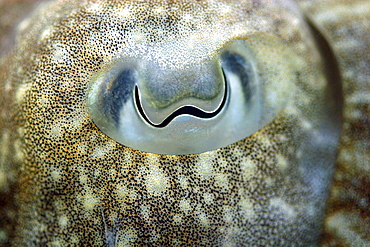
134;70;228;128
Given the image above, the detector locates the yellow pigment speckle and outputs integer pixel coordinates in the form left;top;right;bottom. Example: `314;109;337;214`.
197;211;209;227
145;164;168;196
173;214;182;224
262;177;272;188
203;192;214;205
83;192;100;211
223;206;234;223
115;184;129;199
79;173;88;185
240;157;255;177
195;161;214;179
91;143;115;159
178;175;189;189
51;167;62;181
256;134;273;147
58;215;69;228
17;17;32;33
179;198;192;213
270;197;297;220
116;7;131;18
301;120;313;130
13;139;24;162
39;26;53;41
276;154;289;170
49;124;63;138
214;173;229;190
51;43;70;63
15;84;32;104
239;197;255;220
86;3;102;13
140;205;151;223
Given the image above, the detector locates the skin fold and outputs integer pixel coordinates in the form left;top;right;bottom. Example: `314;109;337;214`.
0;0;368;246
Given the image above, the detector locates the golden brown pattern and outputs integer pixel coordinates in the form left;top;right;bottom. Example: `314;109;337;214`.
0;0;368;246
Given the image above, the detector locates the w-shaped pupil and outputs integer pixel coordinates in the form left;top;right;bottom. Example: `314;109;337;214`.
135;70;228;128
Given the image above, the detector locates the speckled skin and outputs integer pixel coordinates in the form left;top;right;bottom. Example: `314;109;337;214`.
0;0;368;246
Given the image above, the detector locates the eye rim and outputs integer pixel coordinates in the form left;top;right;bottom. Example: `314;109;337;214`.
87;38;295;155
134;69;229;128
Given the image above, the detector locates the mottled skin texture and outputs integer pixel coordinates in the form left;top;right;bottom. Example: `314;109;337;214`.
296;1;370;245
0;0;368;246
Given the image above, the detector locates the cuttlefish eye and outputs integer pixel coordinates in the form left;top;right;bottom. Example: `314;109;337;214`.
88;40;292;155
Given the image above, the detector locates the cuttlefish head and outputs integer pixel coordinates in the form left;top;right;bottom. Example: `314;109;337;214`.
2;0;342;245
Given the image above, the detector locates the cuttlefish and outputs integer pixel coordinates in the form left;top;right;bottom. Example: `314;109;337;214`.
0;0;368;246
